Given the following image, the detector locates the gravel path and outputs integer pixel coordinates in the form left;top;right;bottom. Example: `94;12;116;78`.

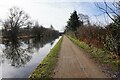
53;35;107;78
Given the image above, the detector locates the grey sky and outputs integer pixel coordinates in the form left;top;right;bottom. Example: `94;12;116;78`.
0;0;117;31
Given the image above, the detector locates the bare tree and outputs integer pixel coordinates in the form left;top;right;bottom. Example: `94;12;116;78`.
95;1;120;25
2;7;31;38
95;1;120;57
78;13;90;25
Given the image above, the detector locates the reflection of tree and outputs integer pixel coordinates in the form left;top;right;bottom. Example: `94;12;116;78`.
2;35;59;68
50;41;54;46
32;37;44;50
0;55;3;66
32;36;56;50
21;38;33;54
2;38;32;68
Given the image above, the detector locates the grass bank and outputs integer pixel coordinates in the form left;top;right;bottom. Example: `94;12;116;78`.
29;36;63;79
67;35;119;76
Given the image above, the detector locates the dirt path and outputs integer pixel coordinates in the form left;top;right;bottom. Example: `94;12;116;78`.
53;35;107;78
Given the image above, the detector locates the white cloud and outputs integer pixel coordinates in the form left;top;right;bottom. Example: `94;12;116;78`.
0;0;74;31
0;0;114;31
33;0;118;2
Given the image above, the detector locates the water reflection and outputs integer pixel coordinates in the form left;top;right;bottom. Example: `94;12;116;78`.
2;36;58;68
2;38;32;68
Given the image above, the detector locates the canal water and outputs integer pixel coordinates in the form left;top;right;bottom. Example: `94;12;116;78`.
0;36;61;78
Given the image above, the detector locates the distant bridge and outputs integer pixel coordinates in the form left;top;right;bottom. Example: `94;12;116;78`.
59;32;64;36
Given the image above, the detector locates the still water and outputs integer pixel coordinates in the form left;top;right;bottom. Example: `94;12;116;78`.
0;36;61;78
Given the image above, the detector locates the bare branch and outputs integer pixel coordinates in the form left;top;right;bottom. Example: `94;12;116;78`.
95;2;119;25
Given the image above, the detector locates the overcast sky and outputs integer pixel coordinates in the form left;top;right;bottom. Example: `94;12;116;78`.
0;0;118;31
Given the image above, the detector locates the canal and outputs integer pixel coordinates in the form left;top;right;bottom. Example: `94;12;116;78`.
0;36;61;78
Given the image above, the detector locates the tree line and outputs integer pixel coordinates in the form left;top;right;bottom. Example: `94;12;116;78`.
65;1;120;58
1;7;59;40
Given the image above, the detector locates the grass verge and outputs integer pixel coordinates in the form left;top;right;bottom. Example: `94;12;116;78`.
29;36;63;79
67;35;119;73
